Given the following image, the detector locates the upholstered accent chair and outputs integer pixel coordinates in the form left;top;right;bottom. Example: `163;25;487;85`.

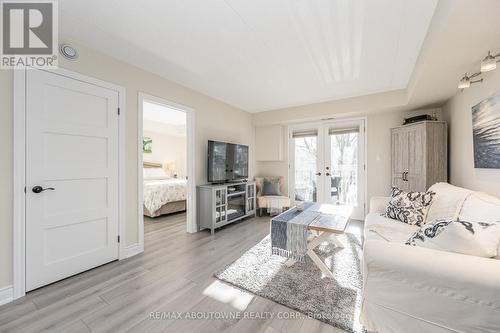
254;176;291;216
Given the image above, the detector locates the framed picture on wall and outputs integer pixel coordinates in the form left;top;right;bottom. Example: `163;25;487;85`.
143;137;153;154
472;92;500;168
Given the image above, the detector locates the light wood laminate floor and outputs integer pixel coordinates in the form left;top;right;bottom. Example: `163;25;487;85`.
0;212;364;333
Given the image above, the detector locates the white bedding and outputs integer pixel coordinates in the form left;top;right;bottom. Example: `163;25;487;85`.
143;178;187;214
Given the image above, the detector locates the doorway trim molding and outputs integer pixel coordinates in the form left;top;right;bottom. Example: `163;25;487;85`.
137;92;197;235
13;67;127;300
287;117;368;219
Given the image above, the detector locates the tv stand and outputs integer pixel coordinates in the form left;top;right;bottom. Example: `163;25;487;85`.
197;181;256;235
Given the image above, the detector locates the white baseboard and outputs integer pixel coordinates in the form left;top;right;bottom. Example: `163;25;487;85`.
0;285;14;306
122;243;144;259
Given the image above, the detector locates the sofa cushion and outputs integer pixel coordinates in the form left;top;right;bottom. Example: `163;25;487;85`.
459;192;500;223
257;195;290;209
426;182;473;223
364;212;419;243
362;239;500;333
460;192;500;259
406;219;500;258
385;187;435;227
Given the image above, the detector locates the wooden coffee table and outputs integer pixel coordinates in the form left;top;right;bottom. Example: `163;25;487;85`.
285;206;349;279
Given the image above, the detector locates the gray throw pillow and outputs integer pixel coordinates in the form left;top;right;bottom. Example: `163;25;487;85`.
262;179;281;196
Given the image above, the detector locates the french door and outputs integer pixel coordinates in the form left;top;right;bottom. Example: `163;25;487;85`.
289;119;366;220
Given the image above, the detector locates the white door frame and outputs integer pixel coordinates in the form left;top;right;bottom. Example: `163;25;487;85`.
13;67;127;300
288;117;368;219
138;92;197;234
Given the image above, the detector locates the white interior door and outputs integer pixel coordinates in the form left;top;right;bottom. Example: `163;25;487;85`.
26;69;120;291
290;119;366;220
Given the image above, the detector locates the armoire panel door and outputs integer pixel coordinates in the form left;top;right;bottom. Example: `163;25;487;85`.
392;130;408;182
407;125;425;190
392;177;408;191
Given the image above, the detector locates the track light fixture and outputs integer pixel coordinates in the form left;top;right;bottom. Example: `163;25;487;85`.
458;72;482;90
481;51;500;72
458;50;499;90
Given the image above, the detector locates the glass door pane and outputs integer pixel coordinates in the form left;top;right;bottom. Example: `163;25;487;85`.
293;136;318;202
329;131;358;207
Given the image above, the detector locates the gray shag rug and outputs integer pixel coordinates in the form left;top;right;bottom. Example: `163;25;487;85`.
214;233;364;333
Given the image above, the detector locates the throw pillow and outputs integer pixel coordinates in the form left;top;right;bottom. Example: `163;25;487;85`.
459;192;500;224
262;179;281;196
406;219;500;258
458;192;500;258
385;186;435;226
425;182;473;222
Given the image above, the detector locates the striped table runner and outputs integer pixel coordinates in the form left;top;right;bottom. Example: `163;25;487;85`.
271;203;320;262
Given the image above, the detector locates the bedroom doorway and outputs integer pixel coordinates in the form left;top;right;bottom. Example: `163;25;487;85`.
138;93;196;237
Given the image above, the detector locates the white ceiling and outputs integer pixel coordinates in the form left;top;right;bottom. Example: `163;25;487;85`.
59;0;438;112
143;119;186;137
143;101;186;137
143;101;186;126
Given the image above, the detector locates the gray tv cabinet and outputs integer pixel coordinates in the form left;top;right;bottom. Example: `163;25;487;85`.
197;181;256;234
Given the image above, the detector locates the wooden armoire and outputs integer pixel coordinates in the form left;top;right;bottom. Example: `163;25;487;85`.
391;121;448;192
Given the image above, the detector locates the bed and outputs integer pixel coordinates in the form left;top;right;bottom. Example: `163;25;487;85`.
143;162;187;217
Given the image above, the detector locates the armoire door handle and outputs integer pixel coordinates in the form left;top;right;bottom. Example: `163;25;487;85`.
315;172;322;176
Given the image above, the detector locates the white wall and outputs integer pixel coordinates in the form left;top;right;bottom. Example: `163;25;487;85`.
143;129;187;178
0;39;254;290
443;69;500;197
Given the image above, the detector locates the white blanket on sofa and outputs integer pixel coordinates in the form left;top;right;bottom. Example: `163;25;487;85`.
365;213;419;243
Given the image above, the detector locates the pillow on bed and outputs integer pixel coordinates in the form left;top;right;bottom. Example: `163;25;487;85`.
143;167;169;180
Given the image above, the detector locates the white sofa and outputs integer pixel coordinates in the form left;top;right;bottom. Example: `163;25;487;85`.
360;183;500;333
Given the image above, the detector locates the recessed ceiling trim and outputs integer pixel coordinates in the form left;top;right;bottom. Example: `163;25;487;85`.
59;0;438;112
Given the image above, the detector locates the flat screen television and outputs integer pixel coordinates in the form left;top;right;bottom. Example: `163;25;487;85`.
208;140;249;183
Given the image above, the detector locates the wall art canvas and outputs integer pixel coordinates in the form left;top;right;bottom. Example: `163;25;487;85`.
143;137;152;154
472;92;500;168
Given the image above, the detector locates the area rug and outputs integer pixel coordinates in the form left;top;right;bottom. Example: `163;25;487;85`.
214;233;364;333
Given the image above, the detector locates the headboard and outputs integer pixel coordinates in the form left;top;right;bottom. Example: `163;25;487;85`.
143;162;162;168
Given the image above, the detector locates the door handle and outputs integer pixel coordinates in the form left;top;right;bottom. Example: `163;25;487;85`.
315;172;322;176
32;186;55;194
325;172;331;176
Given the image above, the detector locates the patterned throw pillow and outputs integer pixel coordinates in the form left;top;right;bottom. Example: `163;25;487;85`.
385;187;435;226
406;219;500;258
